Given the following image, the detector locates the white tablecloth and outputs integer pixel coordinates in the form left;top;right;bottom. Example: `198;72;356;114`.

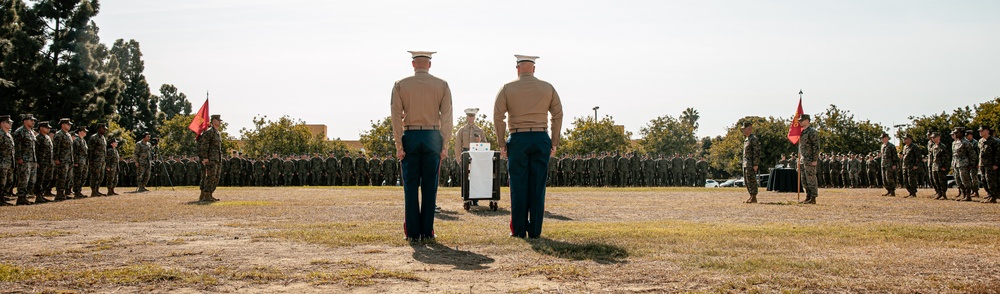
468;151;494;200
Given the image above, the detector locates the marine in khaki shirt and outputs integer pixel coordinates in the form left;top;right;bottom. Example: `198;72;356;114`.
454;108;485;160
493;60;563;153
390;51;454;241
390;53;453;157
494;55;563;239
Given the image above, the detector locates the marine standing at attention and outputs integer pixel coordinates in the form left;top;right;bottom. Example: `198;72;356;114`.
494;55;563;238
198;115;224;202
798;114;820;204
391;51;454;241
741;122;760;203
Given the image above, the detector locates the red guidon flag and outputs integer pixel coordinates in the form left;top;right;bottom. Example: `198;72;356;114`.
787;98;804;144
189;98;210;138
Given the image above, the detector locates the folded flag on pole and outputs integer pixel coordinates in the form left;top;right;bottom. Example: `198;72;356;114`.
787;97;804;144
189;97;210;138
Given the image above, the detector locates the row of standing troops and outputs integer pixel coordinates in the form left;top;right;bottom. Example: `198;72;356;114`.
1;115;153;206
546;154;709;187
98;153;403;188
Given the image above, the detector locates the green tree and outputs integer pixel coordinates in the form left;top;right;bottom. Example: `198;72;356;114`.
106;120;135;160
971;97;1000;134
681;107;700;130
558;115;632;156
638;113;698;156
27;0;119;126
812;104;886;156
111;38;158;137
708;116;796;176
0;0;47;116
239;115;327;158
359;116;395;157
156;83;192;121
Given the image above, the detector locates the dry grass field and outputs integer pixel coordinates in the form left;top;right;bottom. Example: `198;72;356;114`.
1;186;999;293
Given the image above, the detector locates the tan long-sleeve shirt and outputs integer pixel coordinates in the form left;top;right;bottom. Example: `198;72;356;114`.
493;73;563;148
390;68;454;151
454;123;484;159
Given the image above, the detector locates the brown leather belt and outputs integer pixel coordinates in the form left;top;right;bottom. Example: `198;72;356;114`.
405;125;440;130
511;128;546;133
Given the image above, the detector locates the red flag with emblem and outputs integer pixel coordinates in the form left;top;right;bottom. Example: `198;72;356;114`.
189;98;210;138
787;98;803;144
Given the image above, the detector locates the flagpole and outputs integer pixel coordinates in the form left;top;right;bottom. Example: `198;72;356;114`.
796;151;801;201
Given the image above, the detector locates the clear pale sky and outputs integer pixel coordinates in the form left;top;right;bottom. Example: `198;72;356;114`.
92;0;1000;140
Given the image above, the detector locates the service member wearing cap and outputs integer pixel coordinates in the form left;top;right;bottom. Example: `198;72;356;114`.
951;128;974;201
900;134;919;198
455;108;485;206
879;133;899;196
978;126;999;203
966;130;981;197
494;54;563;238
797;114;820;204
740;121;761;203
106;139;121;196
52;119;74;201
71;126;89;198
87;123;108;197
198;114;224;202
928;132;950;200
134;132;153;192
391;51;453;241
0;115;14;206
34;121;55;202
12;114;38;205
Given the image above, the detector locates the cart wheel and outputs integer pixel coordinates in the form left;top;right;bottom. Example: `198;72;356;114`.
463;201;471;211
490;201;498;211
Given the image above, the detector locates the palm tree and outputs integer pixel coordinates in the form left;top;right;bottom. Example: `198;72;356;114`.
681;107;700;130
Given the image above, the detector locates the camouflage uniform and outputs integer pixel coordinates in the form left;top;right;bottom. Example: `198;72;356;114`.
198;125;223;198
671;156;682;187
881;141;898;195
0;127;13;200
35;130;54;196
311;156;325;186
185;159;199;187
901;142;920;196
979;135;1000;201
87;132;107;195
743;132;761;198
383;157;397;186
929;139;950;198
325;156;340;186
52;128;73;198
71;133;88;195
340;156;354;186
134;140;153;190
12;124;37;198
282;159;294;186
798;125;820;203
106;144;120;194
953;136;975;199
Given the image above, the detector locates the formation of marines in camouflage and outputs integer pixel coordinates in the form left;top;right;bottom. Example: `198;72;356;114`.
6;114;998;206
759;125;997;204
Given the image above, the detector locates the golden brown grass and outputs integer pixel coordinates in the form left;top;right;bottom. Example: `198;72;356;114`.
1;186;998;293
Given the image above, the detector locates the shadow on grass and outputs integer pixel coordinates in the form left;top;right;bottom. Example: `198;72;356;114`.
410;242;495;271
467;207;511;216
525;238;628;264
435;209;459;221
760;201;798;206
543;211;573;221
184;201;213;206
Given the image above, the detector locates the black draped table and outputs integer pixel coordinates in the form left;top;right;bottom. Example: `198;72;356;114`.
767;168;803;193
